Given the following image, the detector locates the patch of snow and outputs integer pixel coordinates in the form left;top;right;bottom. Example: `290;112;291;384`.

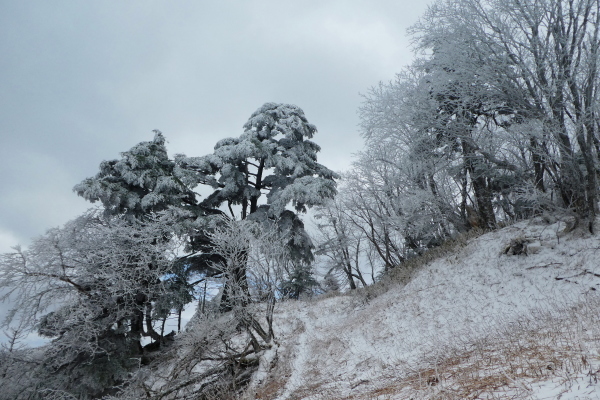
259;218;600;399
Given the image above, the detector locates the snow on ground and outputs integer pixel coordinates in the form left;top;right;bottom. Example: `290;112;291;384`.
250;217;600;399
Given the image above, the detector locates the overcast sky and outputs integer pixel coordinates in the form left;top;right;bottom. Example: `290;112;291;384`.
0;1;433;253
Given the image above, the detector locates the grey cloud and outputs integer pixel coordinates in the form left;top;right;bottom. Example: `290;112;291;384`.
0;0;432;251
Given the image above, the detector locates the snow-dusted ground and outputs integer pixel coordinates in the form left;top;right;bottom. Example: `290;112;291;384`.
249;217;600;399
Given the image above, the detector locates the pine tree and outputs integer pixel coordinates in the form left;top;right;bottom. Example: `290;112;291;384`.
178;103;338;309
74;130;197;218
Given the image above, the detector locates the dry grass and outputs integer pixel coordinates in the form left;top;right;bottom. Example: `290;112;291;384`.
248;220;600;399
351;298;600;400
247;354;293;400
353;227;488;304
252;295;600;400
308;227;491;307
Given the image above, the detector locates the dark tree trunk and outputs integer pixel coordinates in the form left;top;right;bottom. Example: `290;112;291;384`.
219;253;250;313
530;137;546;192
462;138;496;230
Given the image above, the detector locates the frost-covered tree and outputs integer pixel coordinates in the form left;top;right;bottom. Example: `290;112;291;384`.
410;0;600;232
351;0;600;253
322;270;341;292
179;103;338;220
112;218;283;400
74;131;197;218
361;59;522;232
0;104;338;398
73;131;223;333
0;211;183;398
279;264;319;299
177;103;338;308
355;64;499;268
0;324;39;400
315;196;371;289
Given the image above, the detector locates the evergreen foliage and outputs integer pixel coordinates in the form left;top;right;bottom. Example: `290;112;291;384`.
3;0;600;395
279;263;319;299
177;102;337;309
0;102;331;398
74;131;196;218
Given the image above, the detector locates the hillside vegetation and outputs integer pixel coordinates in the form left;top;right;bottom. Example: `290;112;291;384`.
89;216;600;399
246;217;600;399
4;0;600;398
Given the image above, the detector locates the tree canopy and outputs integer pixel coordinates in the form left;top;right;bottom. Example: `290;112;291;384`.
177;102;338;220
74;131;197;218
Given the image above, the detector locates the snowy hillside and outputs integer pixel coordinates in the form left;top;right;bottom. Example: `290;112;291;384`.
246;217;600;399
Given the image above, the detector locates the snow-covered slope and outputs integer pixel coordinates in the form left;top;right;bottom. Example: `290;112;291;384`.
249;217;600;399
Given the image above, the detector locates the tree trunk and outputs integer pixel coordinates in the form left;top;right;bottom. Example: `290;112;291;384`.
219;253;250;313
462;138;496;229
